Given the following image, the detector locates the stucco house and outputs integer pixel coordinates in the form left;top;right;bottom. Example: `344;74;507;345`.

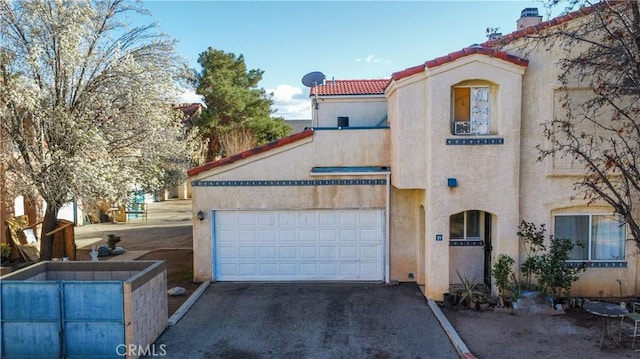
189;6;638;300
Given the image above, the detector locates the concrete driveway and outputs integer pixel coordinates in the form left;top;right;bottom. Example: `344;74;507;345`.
152;282;459;359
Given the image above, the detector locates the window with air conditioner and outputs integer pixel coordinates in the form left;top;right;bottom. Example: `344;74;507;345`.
453;86;490;135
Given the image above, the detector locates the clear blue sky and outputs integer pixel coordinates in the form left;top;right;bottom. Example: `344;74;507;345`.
141;1;553;119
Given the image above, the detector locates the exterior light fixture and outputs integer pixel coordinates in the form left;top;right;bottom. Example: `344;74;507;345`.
197;210;205;221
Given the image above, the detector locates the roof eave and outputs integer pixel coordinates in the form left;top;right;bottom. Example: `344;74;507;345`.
187;128;314;177
482;2;607;48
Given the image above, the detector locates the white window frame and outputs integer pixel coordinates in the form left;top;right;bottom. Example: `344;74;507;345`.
450;210;482;241
554;213;626;262
453;86;490;136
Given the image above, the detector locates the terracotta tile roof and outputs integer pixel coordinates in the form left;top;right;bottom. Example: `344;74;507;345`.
174;103;203;117
174;103;204;125
187;128;314;177
391;3;609;83
390;64;425;82
391;47;528;82
310;79;389;96
482;2;606;48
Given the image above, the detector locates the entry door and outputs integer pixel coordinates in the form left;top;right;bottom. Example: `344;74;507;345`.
213;209;384;281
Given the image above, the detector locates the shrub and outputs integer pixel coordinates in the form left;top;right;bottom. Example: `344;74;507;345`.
517;221;586;303
456;271;482;308
0;243;11;264
492;254;515;297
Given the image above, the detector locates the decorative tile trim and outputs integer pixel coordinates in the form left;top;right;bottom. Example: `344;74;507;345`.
567;261;627;268
192;179;387;187
449;240;484;247
313;126;390;130
311;166;390;174
446;138;504;145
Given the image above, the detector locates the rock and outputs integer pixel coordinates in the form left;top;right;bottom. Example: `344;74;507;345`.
385;280;399;287
110;247;126;255
167;287;186;296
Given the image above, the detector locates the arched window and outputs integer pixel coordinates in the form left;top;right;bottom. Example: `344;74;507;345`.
450;210;482;241
451;81;496;135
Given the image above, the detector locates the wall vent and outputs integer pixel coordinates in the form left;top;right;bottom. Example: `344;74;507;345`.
337;116;349;128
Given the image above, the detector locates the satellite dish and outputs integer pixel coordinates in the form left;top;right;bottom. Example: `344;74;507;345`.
302;71;325;87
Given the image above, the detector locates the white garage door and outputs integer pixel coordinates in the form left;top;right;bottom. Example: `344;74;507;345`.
213;209;384;281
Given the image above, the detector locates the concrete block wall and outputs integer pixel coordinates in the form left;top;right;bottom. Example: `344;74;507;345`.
26;270;138;281
124;262;167;359
4;261;157;281
3;260;168;358
22;269;139;281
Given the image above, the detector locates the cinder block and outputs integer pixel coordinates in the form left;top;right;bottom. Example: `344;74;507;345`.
74;271;93;280
93;271;111;280
111;272;130;280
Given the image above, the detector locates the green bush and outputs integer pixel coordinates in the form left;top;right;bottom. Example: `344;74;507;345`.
491;254;515;297
0;243;11;264
517;221;546;289
517;221;585;302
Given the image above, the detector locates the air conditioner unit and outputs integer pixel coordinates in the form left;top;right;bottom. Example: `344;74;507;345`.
455;121;471;135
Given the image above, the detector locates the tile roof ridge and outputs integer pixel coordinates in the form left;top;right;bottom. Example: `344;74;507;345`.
311;79;389;96
391;46;527;82
330;79;389;81
482;2;606;48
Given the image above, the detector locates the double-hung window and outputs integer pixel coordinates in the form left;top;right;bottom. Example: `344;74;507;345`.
554;214;625;261
453;86;490;135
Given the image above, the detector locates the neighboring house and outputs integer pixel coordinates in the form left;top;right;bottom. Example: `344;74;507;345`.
174;102;204;129
189;6;637;300
310;79;388;128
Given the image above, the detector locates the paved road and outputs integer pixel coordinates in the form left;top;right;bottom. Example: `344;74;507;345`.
152;282;459;359
74;199;193;251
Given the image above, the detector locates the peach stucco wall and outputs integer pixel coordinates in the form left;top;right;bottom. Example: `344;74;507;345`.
190;12;639;298
388;188;423;282
387;54;526;299
387;74;428;189
504;30;640;297
389;44;639;298
314;96;387;128
190;129;391;282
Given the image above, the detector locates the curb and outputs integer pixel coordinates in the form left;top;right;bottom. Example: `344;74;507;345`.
168;281;210;325
427;299;478;359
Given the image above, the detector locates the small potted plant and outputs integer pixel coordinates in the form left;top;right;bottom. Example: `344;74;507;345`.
510;279;524;309
106;234;121;249
474;293;491;311
492;254;515;307
457;271;482;309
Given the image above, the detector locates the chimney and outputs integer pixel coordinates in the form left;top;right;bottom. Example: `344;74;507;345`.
517;8;542;30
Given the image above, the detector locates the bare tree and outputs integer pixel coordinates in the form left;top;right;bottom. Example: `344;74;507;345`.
497;1;640;248
219;126;258;159
0;0;201;259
